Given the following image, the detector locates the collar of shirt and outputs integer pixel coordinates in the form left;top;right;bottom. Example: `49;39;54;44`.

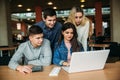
28;41;41;49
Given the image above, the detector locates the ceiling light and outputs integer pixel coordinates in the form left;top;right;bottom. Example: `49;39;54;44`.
26;8;31;11
53;7;57;9
31;19;34;22
27;18;30;20
80;0;85;2
48;2;53;5
81;5;85;8
17;4;23;7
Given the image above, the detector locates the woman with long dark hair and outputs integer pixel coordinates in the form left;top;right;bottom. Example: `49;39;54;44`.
53;22;83;66
66;6;93;51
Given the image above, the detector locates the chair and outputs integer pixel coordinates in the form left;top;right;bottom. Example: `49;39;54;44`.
107;42;120;63
109;42;120;57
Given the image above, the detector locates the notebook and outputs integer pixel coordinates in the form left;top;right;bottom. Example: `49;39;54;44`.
62;49;110;73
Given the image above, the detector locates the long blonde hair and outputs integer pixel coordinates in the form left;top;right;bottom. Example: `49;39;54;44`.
66;6;89;27
66;6;93;39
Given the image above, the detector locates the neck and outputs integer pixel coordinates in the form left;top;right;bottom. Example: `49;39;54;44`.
64;40;70;43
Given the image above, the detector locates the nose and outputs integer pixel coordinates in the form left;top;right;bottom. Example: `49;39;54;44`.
51;20;56;24
39;38;43;42
51;21;54;24
77;18;81;21
68;33;72;37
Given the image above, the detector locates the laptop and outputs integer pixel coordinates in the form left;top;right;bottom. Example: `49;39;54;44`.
62;49;110;73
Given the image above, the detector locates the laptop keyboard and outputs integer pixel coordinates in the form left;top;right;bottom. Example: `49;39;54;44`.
62;66;69;72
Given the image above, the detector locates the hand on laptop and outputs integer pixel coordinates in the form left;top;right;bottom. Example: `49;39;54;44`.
62;62;70;66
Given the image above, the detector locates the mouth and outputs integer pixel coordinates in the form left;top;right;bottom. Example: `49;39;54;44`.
68;37;72;39
50;25;54;27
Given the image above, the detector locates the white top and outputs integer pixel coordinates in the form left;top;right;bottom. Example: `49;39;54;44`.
76;21;90;51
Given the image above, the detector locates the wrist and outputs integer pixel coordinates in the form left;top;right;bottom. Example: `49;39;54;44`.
16;65;22;71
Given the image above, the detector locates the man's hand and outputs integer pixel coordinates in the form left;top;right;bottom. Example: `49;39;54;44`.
16;65;33;74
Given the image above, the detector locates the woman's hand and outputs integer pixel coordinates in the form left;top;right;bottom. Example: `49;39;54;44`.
62;62;70;66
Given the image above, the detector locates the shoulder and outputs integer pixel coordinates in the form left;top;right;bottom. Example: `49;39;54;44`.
55;40;64;48
55;22;62;27
44;38;50;42
85;20;90;25
43;39;50;44
54;42;61;51
18;41;29;49
34;21;45;27
82;21;90;29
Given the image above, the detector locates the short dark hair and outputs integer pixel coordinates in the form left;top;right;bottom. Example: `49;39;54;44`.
29;25;43;36
43;8;56;19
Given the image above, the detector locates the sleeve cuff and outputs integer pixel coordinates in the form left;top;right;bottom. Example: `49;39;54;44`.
59;60;64;66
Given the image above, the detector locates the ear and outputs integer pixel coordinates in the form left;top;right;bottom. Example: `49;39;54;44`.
29;36;32;41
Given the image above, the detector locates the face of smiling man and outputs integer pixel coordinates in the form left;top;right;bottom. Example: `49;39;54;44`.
43;15;57;29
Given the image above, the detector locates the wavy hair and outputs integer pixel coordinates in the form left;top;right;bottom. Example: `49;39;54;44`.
66;6;90;27
58;22;80;52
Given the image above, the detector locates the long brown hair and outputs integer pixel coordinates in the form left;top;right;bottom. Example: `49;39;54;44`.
58;22;80;52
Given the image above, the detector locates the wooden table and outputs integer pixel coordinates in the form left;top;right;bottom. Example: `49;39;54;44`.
0;63;120;80
89;44;110;50
0;46;17;57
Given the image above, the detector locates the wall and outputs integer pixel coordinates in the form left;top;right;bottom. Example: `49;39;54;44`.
111;0;120;43
0;0;12;46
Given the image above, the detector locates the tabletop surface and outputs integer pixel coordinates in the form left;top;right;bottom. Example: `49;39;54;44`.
89;43;110;47
0;46;17;50
0;63;120;80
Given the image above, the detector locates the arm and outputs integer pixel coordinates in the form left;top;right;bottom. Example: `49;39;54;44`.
8;44;25;70
81;21;89;51
88;20;93;40
53;48;69;66
55;23;62;43
53;45;69;66
53;22;62;49
28;39;52;66
53;48;64;66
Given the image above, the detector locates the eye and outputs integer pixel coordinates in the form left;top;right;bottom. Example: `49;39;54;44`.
75;16;83;19
75;16;78;19
48;20;52;21
79;16;83;18
70;32;73;34
65;32;69;34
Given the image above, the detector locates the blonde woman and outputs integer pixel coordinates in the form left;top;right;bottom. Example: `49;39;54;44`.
66;6;93;51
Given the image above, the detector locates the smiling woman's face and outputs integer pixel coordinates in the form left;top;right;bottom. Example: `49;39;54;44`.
62;28;74;42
